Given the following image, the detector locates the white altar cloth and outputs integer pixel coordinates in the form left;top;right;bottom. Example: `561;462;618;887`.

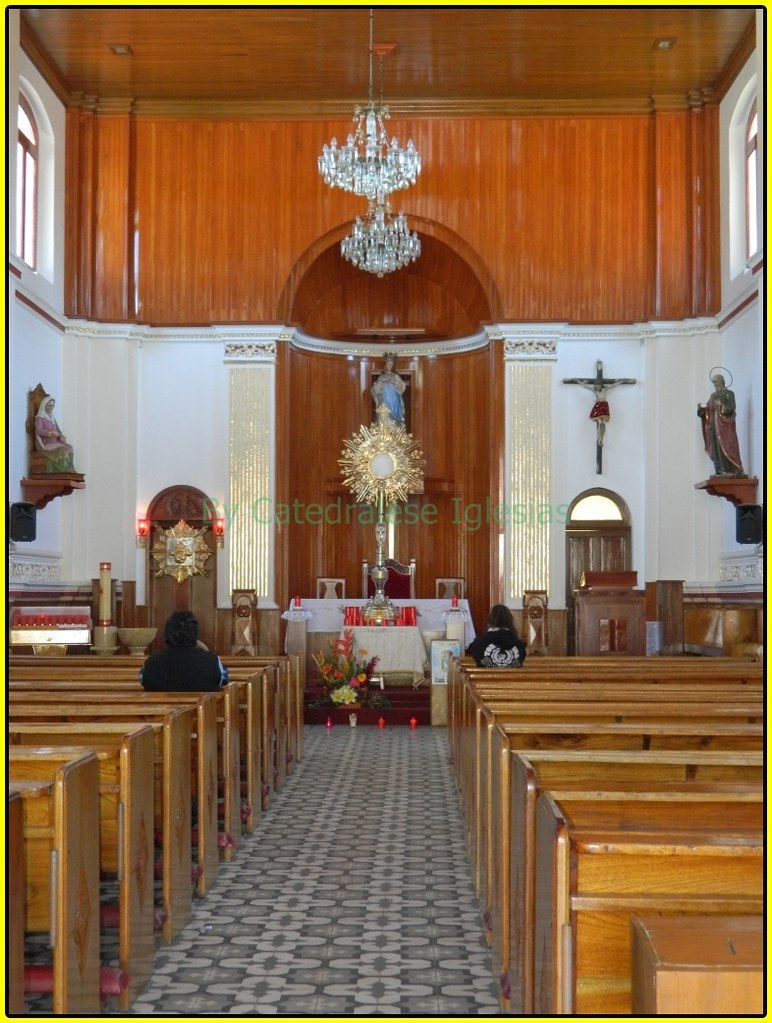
289;598;475;648
344;626;428;682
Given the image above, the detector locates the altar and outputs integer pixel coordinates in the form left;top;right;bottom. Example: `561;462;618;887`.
284;597;474;686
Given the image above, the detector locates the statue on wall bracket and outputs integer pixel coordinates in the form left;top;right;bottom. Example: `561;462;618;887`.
697;367;746;477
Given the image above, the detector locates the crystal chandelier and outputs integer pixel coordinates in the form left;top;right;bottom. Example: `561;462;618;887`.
341;199;421;278
318;9;421;205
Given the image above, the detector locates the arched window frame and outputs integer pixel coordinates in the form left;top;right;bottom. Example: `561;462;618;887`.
745;98;758;259
16;91;38;268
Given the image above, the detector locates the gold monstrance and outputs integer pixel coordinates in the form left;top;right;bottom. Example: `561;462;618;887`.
339;404;424;623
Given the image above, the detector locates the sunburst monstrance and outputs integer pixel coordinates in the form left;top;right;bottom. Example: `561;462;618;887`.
339;405;425;623
150;519;212;583
339;405;424;512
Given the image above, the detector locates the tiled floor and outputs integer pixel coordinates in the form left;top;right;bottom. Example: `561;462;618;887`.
119;723;502;1017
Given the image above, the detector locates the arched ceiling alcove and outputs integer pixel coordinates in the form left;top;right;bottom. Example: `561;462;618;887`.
278;220;501;342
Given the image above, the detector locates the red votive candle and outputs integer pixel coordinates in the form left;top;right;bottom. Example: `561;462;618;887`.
294;595;301;607
409;716;418;729
326;715;332;729
451;595;459;607
378;717;386;729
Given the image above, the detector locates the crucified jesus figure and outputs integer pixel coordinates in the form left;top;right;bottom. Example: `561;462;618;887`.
562;360;636;473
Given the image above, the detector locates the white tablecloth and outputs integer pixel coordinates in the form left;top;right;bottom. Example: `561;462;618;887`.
288;598;475;648
344;626;428;681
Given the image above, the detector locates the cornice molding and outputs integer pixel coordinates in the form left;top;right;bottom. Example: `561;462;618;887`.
289;329;489;358
69;96;672;121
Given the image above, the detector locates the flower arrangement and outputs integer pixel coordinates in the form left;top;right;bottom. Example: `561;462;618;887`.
311;628;388;709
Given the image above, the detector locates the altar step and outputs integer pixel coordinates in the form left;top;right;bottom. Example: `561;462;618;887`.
303;685;431;727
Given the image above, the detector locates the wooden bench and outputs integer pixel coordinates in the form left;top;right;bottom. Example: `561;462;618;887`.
9;729;156;1008
630;913;764;1014
8;704;193;943
498;749;765;1013
8;750;102;1014
9;691;224;894
465;694;764;892
9;656;291;815
8;790;26;1015
533;788;763;1014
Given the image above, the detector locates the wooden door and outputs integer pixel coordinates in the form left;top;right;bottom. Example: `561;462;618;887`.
565;523;631;654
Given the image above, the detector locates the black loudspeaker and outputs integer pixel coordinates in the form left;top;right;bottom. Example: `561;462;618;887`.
736;504;762;545
9;501;37;542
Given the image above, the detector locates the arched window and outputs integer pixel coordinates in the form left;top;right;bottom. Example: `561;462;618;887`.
745;99;758;258
16;92;38;268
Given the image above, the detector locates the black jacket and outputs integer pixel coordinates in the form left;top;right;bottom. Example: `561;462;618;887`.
466;629;527;668
140;646;228;691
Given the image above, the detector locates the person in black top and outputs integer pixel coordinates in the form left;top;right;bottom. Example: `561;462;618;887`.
140;610;229;691
466;603;527;668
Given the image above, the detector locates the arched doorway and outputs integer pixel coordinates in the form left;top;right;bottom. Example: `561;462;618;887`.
144;484;219;652
565;489;632;653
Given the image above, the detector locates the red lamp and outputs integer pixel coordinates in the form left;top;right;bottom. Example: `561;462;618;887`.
214;518;225;548
136;518;149;548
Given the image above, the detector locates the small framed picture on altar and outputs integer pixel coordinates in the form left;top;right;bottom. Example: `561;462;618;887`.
431;638;461;685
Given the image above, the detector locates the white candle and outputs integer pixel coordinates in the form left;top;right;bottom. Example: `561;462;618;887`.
98;561;112;624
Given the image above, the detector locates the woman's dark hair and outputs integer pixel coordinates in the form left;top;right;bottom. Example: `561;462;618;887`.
487;603;518;635
164;610;199;648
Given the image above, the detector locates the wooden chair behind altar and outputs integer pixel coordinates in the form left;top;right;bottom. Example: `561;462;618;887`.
316;578;346;599
362;558;416;599
436;577;465;599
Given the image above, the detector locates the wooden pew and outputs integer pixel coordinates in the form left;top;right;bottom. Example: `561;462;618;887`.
9;692;222;895
10;658;285;818
10;673;262;838
466;696;763;896
8;705;192;943
8;750;102;1014
533;788;764;1014
498;749;766;1014
8;728;156;1008
8;790;26;1015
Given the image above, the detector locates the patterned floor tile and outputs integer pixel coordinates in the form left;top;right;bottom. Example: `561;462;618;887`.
87;726;503;1017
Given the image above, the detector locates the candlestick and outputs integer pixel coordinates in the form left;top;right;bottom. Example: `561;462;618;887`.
98;562;112;624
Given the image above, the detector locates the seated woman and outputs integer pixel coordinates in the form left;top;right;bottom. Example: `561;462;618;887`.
33;394;75;472
466;603;527;668
140;610;229;691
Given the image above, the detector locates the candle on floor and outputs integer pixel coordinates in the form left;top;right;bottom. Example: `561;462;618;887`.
326;715;332;729
378;717;386;729
409;716;418;729
98;562;112;624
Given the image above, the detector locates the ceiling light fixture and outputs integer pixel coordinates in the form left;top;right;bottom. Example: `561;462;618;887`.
318;8;421;204
341;199;421;278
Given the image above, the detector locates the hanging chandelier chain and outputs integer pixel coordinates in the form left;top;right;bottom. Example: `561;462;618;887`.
318;7;421;203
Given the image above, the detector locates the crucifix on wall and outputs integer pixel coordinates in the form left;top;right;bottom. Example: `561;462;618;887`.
562;360;636;474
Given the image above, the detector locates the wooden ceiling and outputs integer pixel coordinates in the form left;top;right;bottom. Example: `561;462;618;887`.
21;6;755;116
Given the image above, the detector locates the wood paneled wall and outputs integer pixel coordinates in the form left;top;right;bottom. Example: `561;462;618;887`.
65;108;720;325
277;344;502;634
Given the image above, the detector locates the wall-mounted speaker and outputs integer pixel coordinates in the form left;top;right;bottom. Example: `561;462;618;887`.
9;502;37;542
736;503;763;545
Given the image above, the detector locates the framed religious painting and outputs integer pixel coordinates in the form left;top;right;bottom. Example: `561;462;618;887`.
431;638;461;685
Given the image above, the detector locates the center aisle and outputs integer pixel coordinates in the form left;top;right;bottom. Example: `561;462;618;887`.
123;724;502;1017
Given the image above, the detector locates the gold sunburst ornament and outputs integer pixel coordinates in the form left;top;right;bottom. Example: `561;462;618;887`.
150;519;212;583
339;404;424;512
